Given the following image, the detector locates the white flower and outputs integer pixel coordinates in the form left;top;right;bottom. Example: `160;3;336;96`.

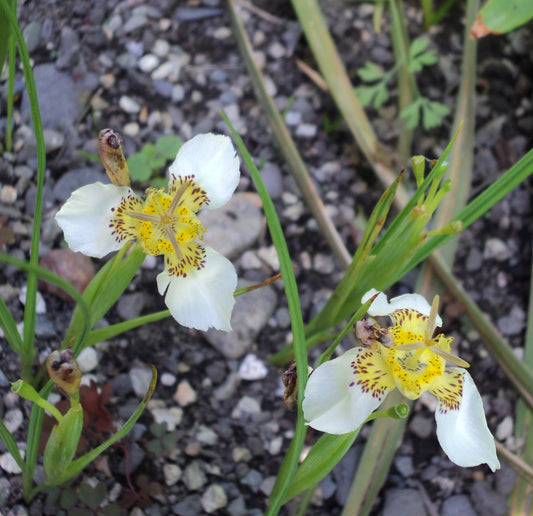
302;289;500;472
56;133;240;331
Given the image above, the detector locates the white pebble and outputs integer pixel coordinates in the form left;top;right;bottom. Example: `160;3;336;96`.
149;406;183;431
123;122;140;137
160;372;176;386
119;95;141;114
129;366;154;397
77;347;98;373
164;463;182;486
174;380;197;406
3;409;23;433
19;287;46;314
152;39;170;58
138;54;159;73
0;185;17;204
0;450;24;474
238;354;268;381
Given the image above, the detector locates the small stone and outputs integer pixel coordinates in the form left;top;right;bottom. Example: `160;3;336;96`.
268;41;286;59
163;463;182;486
259;476;276;496
313;253;335;274
268;436;283;455
172;84;185;102
19;287;46;314
196;425;218;446
213;27;231;40
441;495;477;516
43;129;65;154
1;185;17;204
3;409;23;433
123;14;148;33
123;122;140;137
119;95;141;114
0;451;23;474
483;238;512;261
295;123;317;138
232;446;252;462
152;39;170;58
238;354;268;381
138;53;159;73
77;347;98;373
497;305;526;336
183;461;207;491
205;280;277;359
39;249;95;301
394;455;415;477
130;366;154;397
231;396;261;418
409;413;433;439
117;293;145;320
496;415;513;440
149;406;183;431
174;380;197;406
382;488;426;516
160;373;176;386
201;484;228;513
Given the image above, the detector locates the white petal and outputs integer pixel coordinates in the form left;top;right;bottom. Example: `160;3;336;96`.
302;348;389;434
55;182;134;258
157;245;237;331
435;370;500;471
168;133;240;210
363;289;442;327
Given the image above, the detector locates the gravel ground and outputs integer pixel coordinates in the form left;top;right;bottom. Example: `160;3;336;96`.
0;0;532;515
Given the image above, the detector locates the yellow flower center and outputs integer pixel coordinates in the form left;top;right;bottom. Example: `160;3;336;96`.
111;175;210;277
382;308;452;399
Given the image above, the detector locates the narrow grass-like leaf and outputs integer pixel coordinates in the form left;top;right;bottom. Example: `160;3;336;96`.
283;431;360;503
40;366;157;490
0;295;22;354
85;310;170;348
0;0;46;381
220;111;307;515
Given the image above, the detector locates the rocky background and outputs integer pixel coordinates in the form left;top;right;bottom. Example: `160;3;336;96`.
0;0;532;515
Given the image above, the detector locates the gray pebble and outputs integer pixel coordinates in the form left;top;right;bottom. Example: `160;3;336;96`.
259;162;283;200
123;14;148;34
183;461;207;491
497;304;525;336
117;293;145;320
201;484;228;513
465;247;483;272
240;469;263;492
231;396;261;418
409;413;434;439
471;479;509;516
333;446;361;505
53;168;108;202
22;20;42;53
382;488;427;516
295;123;317;138
43;129;65;153
483;238;511;261
204;280;277;359
130;366;154;397
441;495;477;516
34;315;56;338
394;455;415;477
174;7;223;21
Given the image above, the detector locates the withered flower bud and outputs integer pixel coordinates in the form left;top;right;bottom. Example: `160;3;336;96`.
46;349;82;396
98;128;130;186
282;360;298;412
355;317;393;348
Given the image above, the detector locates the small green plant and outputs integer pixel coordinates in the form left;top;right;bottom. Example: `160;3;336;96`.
46;482;123;516
355;36;450;129
145;422;179;458
126;134;182;185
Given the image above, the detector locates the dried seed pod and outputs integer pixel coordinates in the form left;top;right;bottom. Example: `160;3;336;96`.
282;360;298;412
46;349;82;396
98;128;130;186
355;317;393;348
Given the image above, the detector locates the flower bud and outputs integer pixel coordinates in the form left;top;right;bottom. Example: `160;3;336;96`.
98;128;131;186
43;402;83;483
46;350;81;396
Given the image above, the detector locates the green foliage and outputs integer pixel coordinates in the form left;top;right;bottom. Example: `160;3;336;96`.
127;134;182;184
146;422;179;458
472;0;533;36
355;36;448;129
47;482;122;516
